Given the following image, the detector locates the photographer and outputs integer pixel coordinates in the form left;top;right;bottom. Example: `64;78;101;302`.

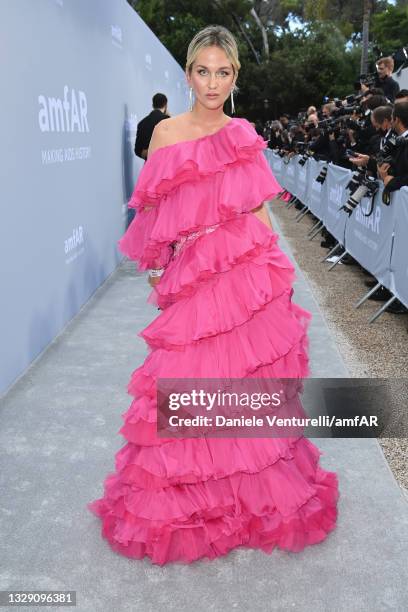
306;106;319;127
375;57;400;103
308;102;336;160
354;94;388;154
323;96;385;166
285;124;306;159
379;101;408;195
349;105;394;174
279;114;290;130
267;120;285;149
395;89;408;104
362;102;408;313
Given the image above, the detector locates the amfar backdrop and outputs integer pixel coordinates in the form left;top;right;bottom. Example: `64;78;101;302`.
394;65;408;90
0;0;187;395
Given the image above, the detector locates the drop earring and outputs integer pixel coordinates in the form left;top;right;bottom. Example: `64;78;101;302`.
189;87;193;112
230;89;235;115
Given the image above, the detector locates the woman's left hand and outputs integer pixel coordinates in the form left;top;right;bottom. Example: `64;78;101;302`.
148;275;161;288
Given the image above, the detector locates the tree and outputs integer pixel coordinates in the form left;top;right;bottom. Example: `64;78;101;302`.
303;0;389;40
130;0;255;67
371;4;408;56
229;20;360;118
361;0;372;74
127;0;376;120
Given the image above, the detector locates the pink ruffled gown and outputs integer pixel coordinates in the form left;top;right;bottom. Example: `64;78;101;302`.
88;117;339;565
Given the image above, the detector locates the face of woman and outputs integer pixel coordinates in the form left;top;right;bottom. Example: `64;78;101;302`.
186;45;236;111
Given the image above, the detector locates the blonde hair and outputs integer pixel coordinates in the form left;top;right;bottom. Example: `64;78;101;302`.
377;56;394;71
186;25;241;83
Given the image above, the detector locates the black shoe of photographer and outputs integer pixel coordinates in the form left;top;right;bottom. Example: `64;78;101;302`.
320;239;336;249
341;254;357;266
364;279;378;288
385;300;408;314
368;286;392;302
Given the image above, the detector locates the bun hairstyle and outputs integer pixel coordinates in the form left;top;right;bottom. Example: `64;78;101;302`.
186;25;240;91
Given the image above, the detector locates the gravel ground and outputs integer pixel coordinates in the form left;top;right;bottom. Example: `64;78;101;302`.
271;198;408;496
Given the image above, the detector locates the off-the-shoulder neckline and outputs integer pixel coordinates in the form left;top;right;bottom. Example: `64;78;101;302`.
147;116;242;160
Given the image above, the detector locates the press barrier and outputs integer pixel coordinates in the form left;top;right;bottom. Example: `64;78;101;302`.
265;151;408;311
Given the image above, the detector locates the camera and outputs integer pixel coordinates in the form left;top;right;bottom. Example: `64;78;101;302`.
360;72;377;88
342;169;379;215
345;93;364;105
297;141;313;166
346;167;366;191
376;132;400;167
315;166;328;184
345;116;365;131
317;118;336;130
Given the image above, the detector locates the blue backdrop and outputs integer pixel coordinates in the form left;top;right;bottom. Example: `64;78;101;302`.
0;0;187;395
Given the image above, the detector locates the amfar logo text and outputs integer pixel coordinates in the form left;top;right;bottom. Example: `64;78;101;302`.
38;86;89;133
355;201;381;234
65;226;84;254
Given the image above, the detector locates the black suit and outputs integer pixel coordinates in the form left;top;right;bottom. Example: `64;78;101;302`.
375;74;400;103
135;109;169;159
309;131;331;161
268;133;284;149
384;132;408;194
366;129;394;175
356;115;377;155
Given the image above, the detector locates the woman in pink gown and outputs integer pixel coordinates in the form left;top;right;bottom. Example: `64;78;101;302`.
88;25;339;565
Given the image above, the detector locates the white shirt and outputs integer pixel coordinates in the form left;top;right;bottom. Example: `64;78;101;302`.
380;128;392;150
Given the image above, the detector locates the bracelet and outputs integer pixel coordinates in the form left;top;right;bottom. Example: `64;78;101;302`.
148;268;164;278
